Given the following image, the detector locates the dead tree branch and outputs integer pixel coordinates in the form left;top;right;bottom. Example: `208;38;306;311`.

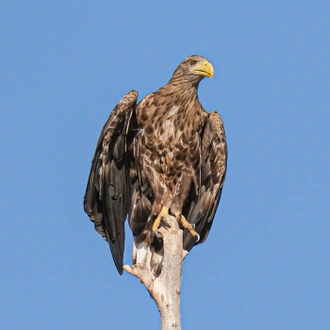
123;215;187;330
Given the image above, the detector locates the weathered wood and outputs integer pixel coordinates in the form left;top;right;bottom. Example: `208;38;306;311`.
124;215;187;330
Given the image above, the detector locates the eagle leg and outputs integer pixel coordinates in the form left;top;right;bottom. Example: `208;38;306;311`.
174;212;200;242
152;206;170;232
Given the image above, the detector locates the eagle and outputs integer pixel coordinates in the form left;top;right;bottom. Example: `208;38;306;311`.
84;55;227;275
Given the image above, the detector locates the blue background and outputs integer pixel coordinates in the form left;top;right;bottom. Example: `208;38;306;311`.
1;1;329;329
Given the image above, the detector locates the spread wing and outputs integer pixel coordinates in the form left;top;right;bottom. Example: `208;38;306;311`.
183;111;227;251
84;90;138;274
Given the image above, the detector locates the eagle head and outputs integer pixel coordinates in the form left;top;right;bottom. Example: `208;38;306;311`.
171;55;214;84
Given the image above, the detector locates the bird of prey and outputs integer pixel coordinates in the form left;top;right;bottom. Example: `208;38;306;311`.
84;55;227;275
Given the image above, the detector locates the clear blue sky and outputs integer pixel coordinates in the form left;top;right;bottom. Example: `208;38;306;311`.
1;1;329;329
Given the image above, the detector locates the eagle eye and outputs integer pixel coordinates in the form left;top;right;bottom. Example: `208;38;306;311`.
189;60;197;66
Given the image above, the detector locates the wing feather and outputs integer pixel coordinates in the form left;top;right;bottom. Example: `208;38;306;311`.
84;90;138;274
183;111;227;251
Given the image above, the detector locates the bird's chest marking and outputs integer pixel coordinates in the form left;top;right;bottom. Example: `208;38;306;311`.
167;105;179;119
140;103;201;176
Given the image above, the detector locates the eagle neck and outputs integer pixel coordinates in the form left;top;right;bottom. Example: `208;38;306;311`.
165;78;199;100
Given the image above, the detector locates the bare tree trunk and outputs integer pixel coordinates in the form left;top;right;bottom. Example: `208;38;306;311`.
123;215;188;330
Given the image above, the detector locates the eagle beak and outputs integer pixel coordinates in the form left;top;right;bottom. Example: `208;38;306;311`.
192;59;214;78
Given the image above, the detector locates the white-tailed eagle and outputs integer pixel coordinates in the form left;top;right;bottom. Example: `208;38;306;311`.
84;55;227;275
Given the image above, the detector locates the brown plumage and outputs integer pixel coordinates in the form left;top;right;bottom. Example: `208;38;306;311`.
84;55;227;275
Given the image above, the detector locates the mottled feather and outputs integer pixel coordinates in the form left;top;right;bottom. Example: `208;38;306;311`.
183;111;227;250
84;90;138;274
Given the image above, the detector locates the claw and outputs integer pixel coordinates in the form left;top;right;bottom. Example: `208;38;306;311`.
152;206;169;232
154;231;163;239
160;217;171;228
174;212;199;239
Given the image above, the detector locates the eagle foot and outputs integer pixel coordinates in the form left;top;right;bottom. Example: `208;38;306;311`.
175;212;200;242
152;206;170;232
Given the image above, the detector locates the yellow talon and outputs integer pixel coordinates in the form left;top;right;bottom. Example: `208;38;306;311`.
174;212;200;241
152;206;169;232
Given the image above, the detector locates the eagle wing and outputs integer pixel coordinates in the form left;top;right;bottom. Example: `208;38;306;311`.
183;111;228;251
84;90;138;274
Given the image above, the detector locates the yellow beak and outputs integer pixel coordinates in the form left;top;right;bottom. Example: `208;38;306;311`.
192;59;214;78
